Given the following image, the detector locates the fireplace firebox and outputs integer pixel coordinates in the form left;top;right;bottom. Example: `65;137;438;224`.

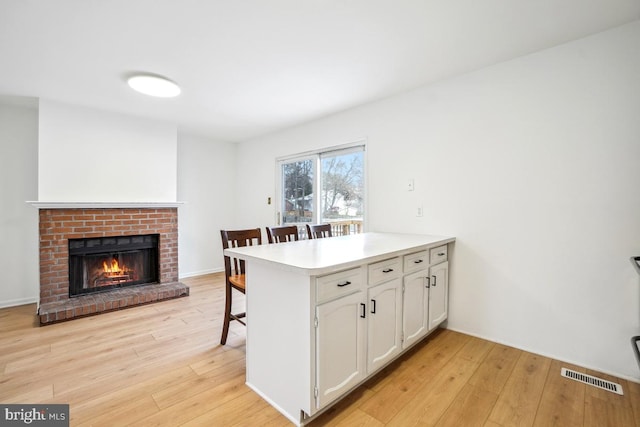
68;234;159;297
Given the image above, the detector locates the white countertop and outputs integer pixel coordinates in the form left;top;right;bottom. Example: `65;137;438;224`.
224;232;455;276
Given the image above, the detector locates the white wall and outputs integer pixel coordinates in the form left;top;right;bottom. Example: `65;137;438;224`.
0;98;39;308
38;100;178;202
177;133;236;277
234;21;640;381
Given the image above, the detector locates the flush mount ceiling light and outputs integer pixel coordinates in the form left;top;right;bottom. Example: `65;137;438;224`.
127;74;181;98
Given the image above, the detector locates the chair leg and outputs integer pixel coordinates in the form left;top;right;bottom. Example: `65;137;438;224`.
220;282;232;345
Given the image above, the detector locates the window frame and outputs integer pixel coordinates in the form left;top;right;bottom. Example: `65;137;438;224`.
275;141;367;234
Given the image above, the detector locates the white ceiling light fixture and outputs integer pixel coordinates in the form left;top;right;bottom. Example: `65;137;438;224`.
127;73;181;98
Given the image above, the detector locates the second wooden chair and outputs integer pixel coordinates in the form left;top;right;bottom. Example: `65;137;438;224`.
306;223;333;239
266;225;299;244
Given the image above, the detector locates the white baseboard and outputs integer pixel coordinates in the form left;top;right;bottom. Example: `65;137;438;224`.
0;296;37;310
179;268;223;279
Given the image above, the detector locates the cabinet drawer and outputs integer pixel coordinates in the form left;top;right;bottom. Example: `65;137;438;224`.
403;250;429;273
429;245;448;264
368;257;402;286
316;267;364;304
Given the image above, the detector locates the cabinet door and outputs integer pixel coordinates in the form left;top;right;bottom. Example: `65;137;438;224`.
402;270;429;349
428;261;449;330
367;278;402;373
315;291;366;409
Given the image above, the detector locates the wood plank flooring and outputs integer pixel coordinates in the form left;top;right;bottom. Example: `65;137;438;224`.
1;273;638;426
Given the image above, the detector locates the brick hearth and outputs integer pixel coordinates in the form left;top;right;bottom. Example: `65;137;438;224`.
38;207;188;325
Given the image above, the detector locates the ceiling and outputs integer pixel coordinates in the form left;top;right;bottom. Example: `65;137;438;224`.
1;1;638;142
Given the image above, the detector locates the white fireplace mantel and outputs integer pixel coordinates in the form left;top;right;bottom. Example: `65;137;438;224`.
27;201;185;209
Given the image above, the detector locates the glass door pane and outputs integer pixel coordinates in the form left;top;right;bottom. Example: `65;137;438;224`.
320;148;364;236
281;158;315;226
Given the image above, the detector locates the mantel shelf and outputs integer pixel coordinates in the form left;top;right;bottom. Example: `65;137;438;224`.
27;201;186;209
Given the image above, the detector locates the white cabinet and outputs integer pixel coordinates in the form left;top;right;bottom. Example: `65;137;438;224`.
401;249;430;349
315;245;450;415
315;245;450;411
316;264;401;408
428;261;449;330
402;270;428;349
315;290;366;408
402;245;449;349
367;278;402;373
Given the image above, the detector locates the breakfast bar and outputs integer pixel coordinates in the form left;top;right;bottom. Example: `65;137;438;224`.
224;232;455;425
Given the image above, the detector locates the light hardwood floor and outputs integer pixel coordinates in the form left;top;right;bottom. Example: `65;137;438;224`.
1;273;638;426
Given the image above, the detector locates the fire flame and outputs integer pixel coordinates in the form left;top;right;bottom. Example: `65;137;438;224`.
103;258;125;275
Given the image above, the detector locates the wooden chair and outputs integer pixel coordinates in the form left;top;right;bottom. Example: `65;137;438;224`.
306;223;333;239
266;225;299;244
219;228;262;345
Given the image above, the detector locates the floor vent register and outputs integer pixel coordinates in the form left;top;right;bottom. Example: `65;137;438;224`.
560;367;623;395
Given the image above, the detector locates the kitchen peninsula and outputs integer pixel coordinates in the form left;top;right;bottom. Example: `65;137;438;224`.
224;232;455;426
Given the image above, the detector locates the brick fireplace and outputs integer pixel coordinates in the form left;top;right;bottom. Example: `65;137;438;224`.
37;206;189;325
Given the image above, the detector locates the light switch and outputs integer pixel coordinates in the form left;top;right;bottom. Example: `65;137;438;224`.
408;179;414;191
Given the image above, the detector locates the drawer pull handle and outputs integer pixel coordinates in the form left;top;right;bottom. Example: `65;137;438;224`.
432;275;437;287
382;268;394;273
360;303;366;318
425;277;430;288
371;299;376;314
337;281;351;287
414;259;423;264
437;252;445;256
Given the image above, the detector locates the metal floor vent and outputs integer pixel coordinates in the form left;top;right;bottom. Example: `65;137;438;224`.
560;368;623;395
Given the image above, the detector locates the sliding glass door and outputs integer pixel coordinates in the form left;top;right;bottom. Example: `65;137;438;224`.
278;145;365;237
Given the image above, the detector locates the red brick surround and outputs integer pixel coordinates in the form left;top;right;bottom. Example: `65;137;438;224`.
38;207;188;324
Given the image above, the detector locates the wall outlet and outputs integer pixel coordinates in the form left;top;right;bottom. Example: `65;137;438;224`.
416;205;423;217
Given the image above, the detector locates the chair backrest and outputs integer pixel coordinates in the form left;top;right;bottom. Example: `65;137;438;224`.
266;226;299;244
306;223;333;239
220;228;262;277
